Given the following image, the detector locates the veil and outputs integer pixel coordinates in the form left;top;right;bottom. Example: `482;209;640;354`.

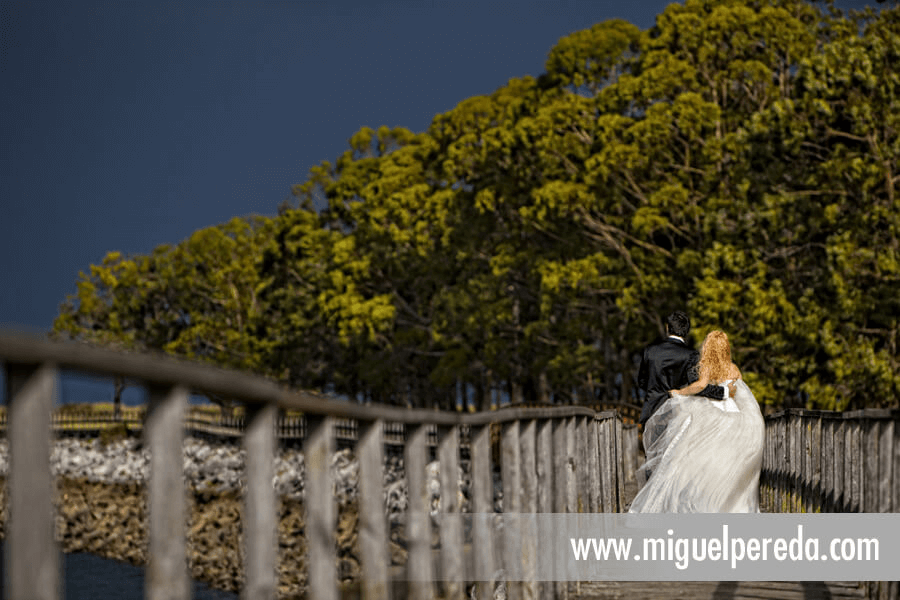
629;379;765;513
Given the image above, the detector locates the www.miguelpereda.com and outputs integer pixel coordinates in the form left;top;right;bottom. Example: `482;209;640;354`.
569;525;880;570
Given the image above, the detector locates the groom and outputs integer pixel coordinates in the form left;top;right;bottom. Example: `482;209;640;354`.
637;311;734;428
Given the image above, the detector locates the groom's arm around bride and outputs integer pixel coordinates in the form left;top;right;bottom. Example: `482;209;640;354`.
636;311;733;428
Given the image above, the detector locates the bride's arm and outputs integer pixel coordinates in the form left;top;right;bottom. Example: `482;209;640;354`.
671;376;710;396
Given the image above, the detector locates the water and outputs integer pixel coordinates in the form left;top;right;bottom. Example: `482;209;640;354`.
0;541;238;599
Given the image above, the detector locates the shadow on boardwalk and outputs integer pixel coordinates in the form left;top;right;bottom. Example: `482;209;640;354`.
587;458;874;599
573;580;865;599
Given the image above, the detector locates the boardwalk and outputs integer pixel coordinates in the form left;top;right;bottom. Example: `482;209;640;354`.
573;580;867;599
574;444;891;600
1;332;897;600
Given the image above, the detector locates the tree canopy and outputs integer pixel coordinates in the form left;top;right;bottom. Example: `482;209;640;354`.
55;0;900;412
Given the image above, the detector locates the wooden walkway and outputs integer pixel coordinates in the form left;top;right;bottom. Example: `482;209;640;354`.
578;464;881;599
572;580;867;599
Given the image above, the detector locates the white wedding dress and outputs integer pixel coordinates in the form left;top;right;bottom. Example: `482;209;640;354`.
628;379;765;513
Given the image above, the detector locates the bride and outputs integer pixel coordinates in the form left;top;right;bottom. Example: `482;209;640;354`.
628;330;765;513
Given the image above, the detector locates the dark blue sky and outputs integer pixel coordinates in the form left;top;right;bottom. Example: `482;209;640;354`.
0;0;879;335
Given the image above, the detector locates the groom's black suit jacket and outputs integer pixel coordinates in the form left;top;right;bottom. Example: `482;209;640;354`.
637;336;725;426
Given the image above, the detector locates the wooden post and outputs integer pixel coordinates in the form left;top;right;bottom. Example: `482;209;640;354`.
768;420;775;513
501;420;522;600
575;417;588;513
553;418;569;599
519;419;538;600
879;419;893;513
864;418;880;513
893;415;900;518
598;418;613;514
822;418;834;513
566;417;577;514
359;420;391;600
146;384;190;600
243;403;278;600
774;418;782;511
849;420;861;512
587;418;601;513
406;424;435;600
615;416;625;512
438;425;463;600
810;416;822;512
791;416;801;512
800;416;810;512
305;416;337;600
471;424;495;600
6;362;60;600
833;417;845;512
536;420;554;600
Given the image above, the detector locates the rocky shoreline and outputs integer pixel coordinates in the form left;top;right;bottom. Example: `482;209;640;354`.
0;436;496;598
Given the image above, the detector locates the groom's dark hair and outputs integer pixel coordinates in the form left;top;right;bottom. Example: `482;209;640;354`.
666;311;691;338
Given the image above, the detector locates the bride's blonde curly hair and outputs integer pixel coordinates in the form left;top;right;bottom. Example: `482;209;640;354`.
697;330;733;383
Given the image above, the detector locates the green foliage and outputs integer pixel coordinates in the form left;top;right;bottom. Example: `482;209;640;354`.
55;0;900;411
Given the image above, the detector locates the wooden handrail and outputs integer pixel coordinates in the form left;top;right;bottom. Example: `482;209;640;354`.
0;330;631;600
0;332;610;426
761;409;899;515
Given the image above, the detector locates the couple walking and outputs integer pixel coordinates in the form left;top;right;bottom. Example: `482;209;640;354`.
629;311;765;513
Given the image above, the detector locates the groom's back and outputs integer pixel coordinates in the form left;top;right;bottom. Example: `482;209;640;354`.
638;339;698;424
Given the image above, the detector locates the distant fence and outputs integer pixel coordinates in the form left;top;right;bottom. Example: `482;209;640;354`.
0;332;632;600
0;405;429;448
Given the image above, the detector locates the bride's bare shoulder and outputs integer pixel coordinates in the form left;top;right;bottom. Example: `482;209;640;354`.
728;363;742;380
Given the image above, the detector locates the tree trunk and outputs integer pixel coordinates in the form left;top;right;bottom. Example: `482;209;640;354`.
113;376;124;421
537;372;550;404
510;380;524;406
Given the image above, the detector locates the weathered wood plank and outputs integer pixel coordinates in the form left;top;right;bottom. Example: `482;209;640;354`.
893;417;900;518
587;419;601;513
146;384;190;600
553;418;571;599
622;425;638;488
773;418;783;513
536;420;554;600
760;421;775;512
405;423;435;600
566;417;577;514
791;417;801;512
810;416;822;512
822;419;834;513
519;419;538;600
614;417;625;513
833;418;845;512
471;424;495;600
851;420;862;512
598;419;613;514
6;362;60;600
554;418;568;514
842;421;856;512
305;416;337;600
501;420;523;600
576;417;588;513
438;424;463;600
359;419;391;600
865;419;880;512
243;403;278;600
878;420;893;513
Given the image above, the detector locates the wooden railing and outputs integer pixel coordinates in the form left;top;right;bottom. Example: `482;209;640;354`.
761;409;900;600
0;332;631;600
761;408;900;514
